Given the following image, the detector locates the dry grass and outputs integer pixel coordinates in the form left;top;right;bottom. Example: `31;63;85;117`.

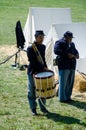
74;72;86;92
0;45;28;65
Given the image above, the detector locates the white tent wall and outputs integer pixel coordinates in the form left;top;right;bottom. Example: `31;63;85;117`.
43;25;60;76
77;58;86;74
23;9;31;47
44;26;59;70
31;7;72;35
23;7;72;48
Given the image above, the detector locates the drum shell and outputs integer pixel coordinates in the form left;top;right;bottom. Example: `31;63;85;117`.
34;71;56;99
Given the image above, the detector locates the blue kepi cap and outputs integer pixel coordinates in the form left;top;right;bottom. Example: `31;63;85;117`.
35;30;45;37
64;31;74;38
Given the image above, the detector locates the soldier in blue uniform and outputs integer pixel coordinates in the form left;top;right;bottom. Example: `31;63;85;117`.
54;31;79;102
27;30;49;115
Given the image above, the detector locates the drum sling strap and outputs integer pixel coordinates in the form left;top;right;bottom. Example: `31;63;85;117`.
32;43;44;66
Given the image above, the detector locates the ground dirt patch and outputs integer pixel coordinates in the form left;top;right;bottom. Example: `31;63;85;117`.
0;45;28;64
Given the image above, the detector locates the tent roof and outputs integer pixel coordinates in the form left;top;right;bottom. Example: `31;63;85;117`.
23;7;72;46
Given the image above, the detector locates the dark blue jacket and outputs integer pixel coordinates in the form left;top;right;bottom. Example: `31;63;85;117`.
27;42;47;74
54;38;79;70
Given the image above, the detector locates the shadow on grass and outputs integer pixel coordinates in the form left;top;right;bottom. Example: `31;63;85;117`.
67;100;86;111
0;111;11;116
46;112;86;127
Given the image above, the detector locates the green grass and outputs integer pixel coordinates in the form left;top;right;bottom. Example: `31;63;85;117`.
0;60;86;130
0;0;86;129
0;0;86;45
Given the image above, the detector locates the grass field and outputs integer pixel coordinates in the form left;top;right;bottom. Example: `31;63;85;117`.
0;0;86;130
0;61;86;130
0;0;86;45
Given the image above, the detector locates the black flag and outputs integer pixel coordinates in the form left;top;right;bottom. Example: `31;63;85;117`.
15;20;25;49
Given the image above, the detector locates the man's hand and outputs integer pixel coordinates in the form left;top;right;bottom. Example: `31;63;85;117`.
68;53;79;59
74;54;79;59
68;53;75;59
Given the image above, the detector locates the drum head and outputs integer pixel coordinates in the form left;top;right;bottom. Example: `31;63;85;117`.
35;71;54;79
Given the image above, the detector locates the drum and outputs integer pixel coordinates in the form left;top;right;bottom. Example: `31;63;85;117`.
34;70;56;99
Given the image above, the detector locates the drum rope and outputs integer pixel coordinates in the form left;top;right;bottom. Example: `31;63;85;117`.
52;76;54;96
47;77;49;98
40;77;42;97
49;77;52;98
38;97;53;109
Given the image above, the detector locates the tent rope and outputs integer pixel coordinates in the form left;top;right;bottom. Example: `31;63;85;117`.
77;70;86;80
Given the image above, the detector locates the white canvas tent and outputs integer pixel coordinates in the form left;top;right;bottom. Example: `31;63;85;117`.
23;7;86;74
45;22;86;74
23;7;72;48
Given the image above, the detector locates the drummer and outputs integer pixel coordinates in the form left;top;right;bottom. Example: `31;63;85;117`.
27;30;49;115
